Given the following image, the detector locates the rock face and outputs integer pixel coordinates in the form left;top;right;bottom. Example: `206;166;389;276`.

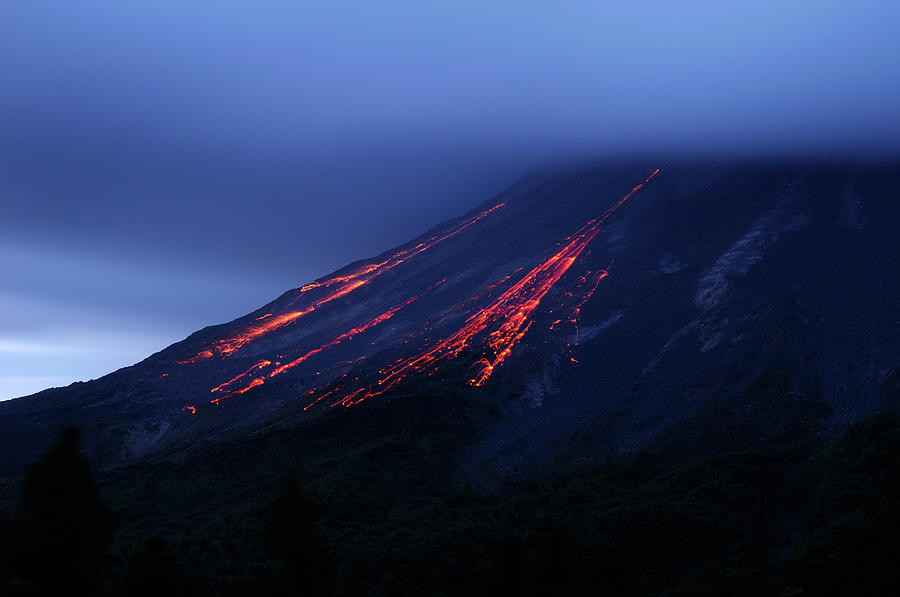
1;159;898;477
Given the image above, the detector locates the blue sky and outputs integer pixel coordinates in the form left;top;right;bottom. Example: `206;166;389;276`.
2;1;899;399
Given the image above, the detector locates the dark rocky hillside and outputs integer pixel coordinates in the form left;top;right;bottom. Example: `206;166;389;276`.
1;159;899;594
2;159;898;477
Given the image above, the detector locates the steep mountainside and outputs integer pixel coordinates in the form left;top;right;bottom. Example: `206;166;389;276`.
1;160;898;479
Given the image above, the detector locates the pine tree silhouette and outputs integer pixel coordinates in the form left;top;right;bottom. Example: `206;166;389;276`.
7;426;116;596
115;536;191;597
267;481;335;596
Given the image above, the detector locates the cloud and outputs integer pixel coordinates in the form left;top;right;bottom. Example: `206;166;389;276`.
1;0;898;399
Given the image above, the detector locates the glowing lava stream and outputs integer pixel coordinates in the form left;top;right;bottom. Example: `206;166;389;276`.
178;203;503;365
555;265;612;363
209;279;446;401
210;360;273;394
304;168;661;410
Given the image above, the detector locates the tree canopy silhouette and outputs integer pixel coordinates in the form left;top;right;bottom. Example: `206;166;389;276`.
5;426;116;596
267;480;335;597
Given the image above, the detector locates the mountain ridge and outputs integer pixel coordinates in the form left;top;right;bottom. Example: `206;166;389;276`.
1;159;898;482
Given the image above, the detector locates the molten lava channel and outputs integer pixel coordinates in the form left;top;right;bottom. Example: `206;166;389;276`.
182;168;659;414
177;203;504;365
302;168;661;410
208;279;446;402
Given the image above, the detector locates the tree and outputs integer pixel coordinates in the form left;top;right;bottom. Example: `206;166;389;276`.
6;426;116;596
267;480;335;596
115;536;191;597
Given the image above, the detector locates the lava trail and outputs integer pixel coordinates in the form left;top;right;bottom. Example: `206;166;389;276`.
553;265;611;363
178;203;503;364
210;360;273;394
304;168;660;409
209;279;446;402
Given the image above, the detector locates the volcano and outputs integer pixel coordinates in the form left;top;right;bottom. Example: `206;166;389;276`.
1;160;899;478
3;159;900;595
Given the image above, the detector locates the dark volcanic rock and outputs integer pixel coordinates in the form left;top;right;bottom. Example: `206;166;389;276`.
1;159;898;480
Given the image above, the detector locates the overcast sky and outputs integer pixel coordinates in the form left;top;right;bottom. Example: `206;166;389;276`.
2;1;900;399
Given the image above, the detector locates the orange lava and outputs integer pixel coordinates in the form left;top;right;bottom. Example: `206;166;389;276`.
176;350;213;366
179;203;503;364
269;279;445;378
207;280;445;402
210;360;273;394
304;168;660;410
558;265;611;362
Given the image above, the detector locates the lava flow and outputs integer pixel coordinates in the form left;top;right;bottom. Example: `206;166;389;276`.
290;201;502;298
208;279;446;402
177;203;503;365
304;168;661;410
552;264;612;363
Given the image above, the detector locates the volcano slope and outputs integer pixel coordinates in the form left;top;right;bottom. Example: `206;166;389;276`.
1;159;899;594
2;159;898;473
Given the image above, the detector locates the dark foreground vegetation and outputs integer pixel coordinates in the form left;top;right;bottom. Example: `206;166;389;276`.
1;401;899;596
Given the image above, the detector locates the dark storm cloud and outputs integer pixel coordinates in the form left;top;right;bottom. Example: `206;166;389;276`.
2;0;899;398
